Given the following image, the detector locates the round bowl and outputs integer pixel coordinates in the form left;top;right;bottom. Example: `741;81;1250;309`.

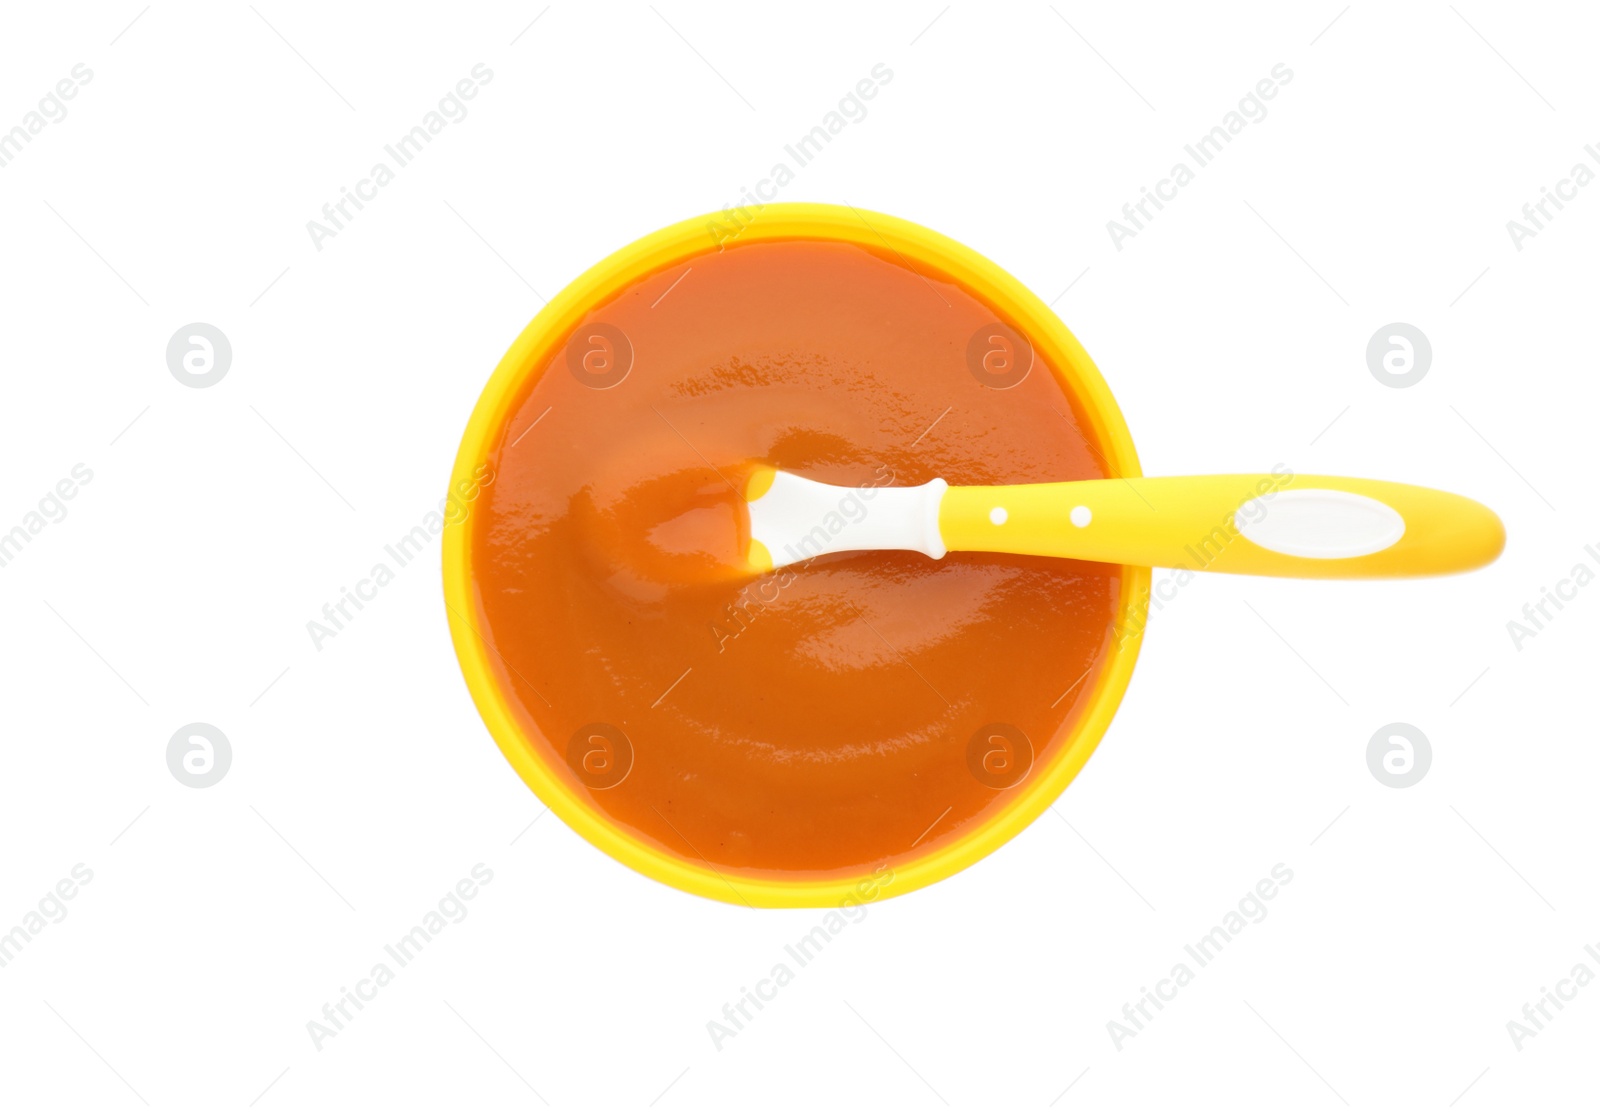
443;203;1150;907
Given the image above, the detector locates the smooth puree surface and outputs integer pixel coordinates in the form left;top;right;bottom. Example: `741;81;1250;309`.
470;238;1120;883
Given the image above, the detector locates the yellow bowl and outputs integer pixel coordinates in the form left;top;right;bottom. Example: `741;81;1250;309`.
443;203;1151;907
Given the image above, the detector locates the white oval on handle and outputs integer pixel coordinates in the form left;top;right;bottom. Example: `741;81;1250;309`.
1235;489;1405;559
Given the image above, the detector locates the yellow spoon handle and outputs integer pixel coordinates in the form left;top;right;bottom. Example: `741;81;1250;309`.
939;473;1505;578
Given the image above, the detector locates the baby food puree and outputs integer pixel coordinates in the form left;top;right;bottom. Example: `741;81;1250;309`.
469;238;1119;883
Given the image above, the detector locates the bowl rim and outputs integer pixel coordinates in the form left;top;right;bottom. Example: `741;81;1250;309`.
442;202;1150;907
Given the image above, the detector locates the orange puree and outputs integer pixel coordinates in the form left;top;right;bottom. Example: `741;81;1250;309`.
470;238;1119;884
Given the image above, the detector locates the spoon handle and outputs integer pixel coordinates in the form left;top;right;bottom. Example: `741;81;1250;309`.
939;474;1504;578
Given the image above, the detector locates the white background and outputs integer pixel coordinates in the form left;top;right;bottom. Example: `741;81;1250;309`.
1;2;1595;1109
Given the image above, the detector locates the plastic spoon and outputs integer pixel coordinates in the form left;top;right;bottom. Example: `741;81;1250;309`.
743;468;1504;577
